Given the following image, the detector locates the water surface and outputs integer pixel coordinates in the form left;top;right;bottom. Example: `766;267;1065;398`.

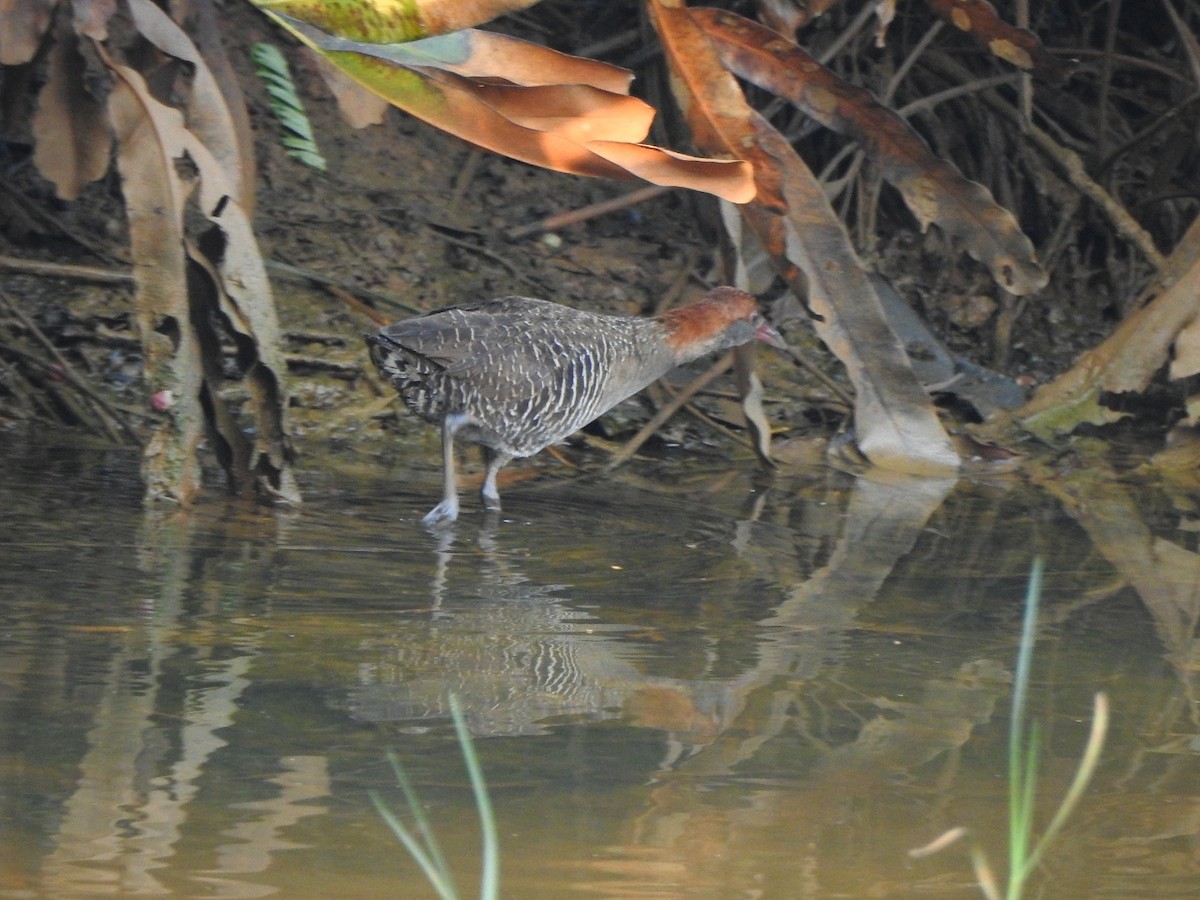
1;440;1197;898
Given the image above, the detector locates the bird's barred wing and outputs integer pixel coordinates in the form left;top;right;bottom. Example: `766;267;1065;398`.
378;298;588;400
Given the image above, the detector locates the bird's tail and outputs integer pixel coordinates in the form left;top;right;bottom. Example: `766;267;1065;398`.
363;332;402;352
365;331;435;389
364;332;405;360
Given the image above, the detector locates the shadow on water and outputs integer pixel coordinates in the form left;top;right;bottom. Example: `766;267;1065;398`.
1;440;1197;897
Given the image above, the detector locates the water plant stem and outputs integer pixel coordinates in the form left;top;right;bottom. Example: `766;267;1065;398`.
995;558;1109;899
451;694;500;900
371;695;500;900
911;558;1109;900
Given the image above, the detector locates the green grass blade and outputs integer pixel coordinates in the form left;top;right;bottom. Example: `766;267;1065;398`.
278;111;317;140
386;749;457;890
369;787;459;900
374;698;499;900
1010;559;1043;757
1007;557;1043;896
1007;723;1041;897
912;560;1103;900
449;695;499;900
1024;691;1109;873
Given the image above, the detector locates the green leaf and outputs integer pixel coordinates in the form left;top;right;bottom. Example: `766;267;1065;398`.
251;42;325;172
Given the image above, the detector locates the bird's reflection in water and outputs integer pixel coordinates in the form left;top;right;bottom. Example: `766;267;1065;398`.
353;509;633;736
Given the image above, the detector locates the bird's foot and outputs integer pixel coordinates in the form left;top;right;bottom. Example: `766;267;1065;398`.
481;490;502;512
422;498;460;528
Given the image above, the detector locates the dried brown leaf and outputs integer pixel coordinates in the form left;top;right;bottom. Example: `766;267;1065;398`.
185;0;258;217
277;19;756;202
757;116;959;473
252;0;540;43
70;0;117;40
31;19;111;200
330;51;632;175
1018;218;1200;437
126;0;252;208
291;20;636;94
580;140;754;200
197;208;299;501
649;0;958;474
923;0;1072;83
0;0;55;65
301;23;644;140
185;243;254;483
384;27;634;93
442;79;654;143
311;50;391;127
694;8;1048;296
104;61;205;503
645;0;783;209
98;6;296;501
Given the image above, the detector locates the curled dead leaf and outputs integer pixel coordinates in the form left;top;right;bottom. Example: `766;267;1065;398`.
648;0;959;474
694;8;1048;296
0;0;55;65
269;13;756;203
32;15;111;200
924;0;1072;83
252;0;540;45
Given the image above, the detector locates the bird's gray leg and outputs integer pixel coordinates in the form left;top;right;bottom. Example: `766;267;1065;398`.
480;446;512;512
423;413;465;527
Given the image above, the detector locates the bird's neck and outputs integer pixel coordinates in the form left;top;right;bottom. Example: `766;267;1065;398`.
657;301;743;362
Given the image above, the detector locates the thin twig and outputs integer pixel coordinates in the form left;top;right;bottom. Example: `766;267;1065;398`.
0;253;424;316
1093;92;1200;181
0;254;134;284
0;289;138;443
882;21;944;104
607;354;733;469
265;260;425;314
816;1;875;65
654;249;700;315
929;56;1167;270
2;289;85;377
1016;0;1032;129
782;344;855;406
506;185;671;240
573;27;640;60
678;394;755;451
1096;0;1123;163
428;229;548;294
448;148;484;216
323;283;391;326
895;75;1024;120
0;337;139;444
0;183;123;263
